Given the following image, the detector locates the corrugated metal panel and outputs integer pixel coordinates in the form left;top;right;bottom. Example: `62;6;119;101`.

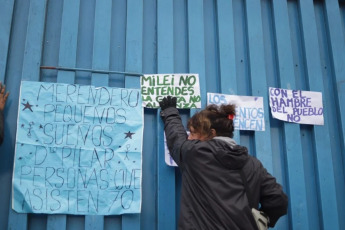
0;0;344;229
157;1;176;230
7;1;48;230
0;0;15;229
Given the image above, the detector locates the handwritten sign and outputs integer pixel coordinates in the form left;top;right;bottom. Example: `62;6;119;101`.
141;74;201;109
12;81;143;215
207;93;265;131
269;87;324;125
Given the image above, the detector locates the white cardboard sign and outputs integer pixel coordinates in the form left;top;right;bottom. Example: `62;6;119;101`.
269;87;324;125
141;74;201;109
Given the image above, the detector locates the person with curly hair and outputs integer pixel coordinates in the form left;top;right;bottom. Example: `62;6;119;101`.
159;96;288;230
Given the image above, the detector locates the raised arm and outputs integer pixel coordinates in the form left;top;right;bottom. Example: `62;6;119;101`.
159;96;188;166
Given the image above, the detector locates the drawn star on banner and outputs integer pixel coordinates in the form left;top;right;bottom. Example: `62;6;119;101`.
22;101;34;112
124;131;135;139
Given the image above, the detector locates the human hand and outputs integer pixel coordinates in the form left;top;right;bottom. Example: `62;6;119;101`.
0;82;9;111
159;96;177;110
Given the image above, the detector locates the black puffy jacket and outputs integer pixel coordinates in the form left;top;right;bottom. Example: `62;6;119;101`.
161;107;288;230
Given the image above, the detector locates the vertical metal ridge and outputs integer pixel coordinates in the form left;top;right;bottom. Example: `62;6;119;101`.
324;1;345;228
123;0;143;228
245;0;274;172
272;1;306;229
46;0;80;229
299;0;339;229
187;0;206;113
216;0;240;143
8;0;48;229
85;0;112;229
157;1;176;230
0;0;14;82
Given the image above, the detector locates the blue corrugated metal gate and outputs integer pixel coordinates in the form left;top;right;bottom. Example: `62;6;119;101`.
0;0;344;229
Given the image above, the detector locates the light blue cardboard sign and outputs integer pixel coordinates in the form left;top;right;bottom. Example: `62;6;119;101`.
12;81;143;215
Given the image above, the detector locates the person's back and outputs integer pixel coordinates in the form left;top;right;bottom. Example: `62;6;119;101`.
159;96;288;230
178;138;257;229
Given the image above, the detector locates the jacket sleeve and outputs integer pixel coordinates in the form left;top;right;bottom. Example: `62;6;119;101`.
259;167;288;227
160;107;188;166
0;110;4;145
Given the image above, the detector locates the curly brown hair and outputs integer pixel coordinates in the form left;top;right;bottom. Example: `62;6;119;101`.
187;104;236;138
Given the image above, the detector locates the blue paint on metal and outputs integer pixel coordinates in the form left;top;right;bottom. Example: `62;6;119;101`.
58;0;80;70
260;0;286;195
317;1;345;227
47;215;67;230
28;214;47;230
0;0;14;81
204;0;219;94
172;2;188;224
1;1;30;229
173;0;188;73
7;1;47;230
324;1;345;152
123;0;143;229
46;0;80;229
1;1;345;230
141;0;157;229
187;0;206;112
271;1;307;229
109;0;127;88
85;0;113;229
245;0;273;172
41;0;62;83
233;0;251;96
288;1;322;229
0;2;14;229
233;0;255;152
299;0;339;229
216;0;240;144
75;0;95;86
323;5;345;225
21;0;47;81
104;216;121;230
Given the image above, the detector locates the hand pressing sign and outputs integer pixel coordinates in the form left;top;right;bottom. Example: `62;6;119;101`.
159;96;177;110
